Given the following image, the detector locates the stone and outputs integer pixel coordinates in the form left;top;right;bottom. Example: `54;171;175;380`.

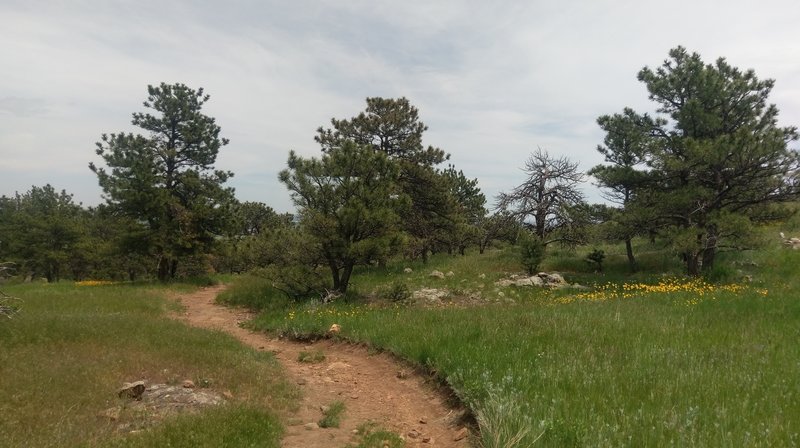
296;378;308;385
403;267;413;273
407;429;420;439
328;323;341;334
454;427;469;441
429;270;445;279
222;390;234;400
182;380;195;389
118;380;146;400
478;273;486;279
320;405;330;413
419;416;427;424
422;436;431;443
304;422;319;430
396;370;409;379
446;271;455;277
412;288;449;302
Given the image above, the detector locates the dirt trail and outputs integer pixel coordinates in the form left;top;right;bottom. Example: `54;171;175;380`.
175;285;470;448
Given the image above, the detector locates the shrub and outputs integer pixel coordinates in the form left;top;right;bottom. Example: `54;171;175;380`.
518;233;545;275
378;281;411;303
215;274;290;312
585;249;605;272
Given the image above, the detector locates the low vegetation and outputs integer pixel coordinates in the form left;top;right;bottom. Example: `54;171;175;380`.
243;233;800;447
0;282;296;447
318;400;346;428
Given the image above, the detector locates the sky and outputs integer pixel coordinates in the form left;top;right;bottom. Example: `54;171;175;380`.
2;0;799;213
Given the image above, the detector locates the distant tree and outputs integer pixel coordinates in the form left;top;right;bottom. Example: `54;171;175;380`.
599;47;800;275
441;165;486;255
316;97;454;261
279;141;406;294
90;83;235;281
476;211;520;254
588;108;659;271
498;148;587;244
0;185;83;282
518;231;545;275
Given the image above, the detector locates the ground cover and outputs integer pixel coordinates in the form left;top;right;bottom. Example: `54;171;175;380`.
0;282;295;447
249;240;800;447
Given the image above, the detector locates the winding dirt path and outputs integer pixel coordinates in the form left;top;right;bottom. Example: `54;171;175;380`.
174;285;470;448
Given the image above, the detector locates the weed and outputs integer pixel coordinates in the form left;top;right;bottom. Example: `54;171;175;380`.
318;400;345;428
297;349;326;363
346;421;404;448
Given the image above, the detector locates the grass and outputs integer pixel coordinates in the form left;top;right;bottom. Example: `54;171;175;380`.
318;400;345;428
248;235;800;447
346;421;404;448
297;349;326;363
0;282;297;447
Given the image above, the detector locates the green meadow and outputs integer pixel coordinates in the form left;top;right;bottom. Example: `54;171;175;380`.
0;283;296;447
243;235;800;447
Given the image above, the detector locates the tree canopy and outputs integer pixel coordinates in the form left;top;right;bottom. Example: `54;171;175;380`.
498;148;587;244
90;83;235;281
592;46;800;275
279;141;406;293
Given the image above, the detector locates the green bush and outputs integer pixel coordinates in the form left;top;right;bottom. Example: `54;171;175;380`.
216;274;290;312
518;233;545;275
378;281;411;302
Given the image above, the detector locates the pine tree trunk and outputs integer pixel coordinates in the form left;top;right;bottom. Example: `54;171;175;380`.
157;257;170;282
701;224;718;273
686;252;701;276
338;264;354;294
625;238;637;272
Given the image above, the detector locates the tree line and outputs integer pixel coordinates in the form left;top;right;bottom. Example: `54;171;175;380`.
1;47;797;291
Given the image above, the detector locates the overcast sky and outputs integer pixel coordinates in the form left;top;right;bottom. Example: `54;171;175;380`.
2;0;799;212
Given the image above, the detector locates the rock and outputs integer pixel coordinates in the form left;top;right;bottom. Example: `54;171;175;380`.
538;272;566;285
296;378;308;385
396;370;409;379
118;380;146;400
495;275;544;288
422;436;431;443
446;271;455;277
403;267;413;273
454;427;469;441
320;405;330;413
478;273;486;279
407;429;420;439
328;323;341;334
304;422;319;430
182;380;195;389
429;270;445;279
412;288;449;302
419;416;428;424
222;390;234;400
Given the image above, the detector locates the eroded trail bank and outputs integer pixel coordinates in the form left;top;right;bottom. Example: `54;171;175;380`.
175;285;470;448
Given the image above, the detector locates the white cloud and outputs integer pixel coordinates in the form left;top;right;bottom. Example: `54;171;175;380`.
1;0;799;212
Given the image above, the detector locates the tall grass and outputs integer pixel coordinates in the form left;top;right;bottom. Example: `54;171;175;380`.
250;240;800;446
0;283;296;447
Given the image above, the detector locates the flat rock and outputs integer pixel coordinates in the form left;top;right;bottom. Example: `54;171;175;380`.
118;380;146;400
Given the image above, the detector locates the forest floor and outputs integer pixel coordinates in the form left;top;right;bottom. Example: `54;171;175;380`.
175;285;470;448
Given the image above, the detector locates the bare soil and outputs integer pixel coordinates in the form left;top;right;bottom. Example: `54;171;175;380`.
174;285;471;448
